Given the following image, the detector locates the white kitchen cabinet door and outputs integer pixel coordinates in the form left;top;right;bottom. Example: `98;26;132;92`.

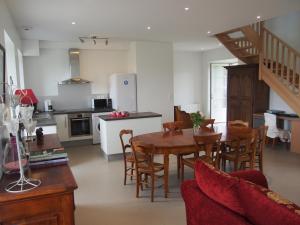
54;114;69;141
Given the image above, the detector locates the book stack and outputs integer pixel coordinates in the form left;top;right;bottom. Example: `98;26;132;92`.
29;148;69;169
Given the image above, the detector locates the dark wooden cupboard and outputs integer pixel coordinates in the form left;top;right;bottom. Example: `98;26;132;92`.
225;64;269;127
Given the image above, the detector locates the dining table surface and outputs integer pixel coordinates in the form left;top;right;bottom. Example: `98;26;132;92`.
131;124;233;198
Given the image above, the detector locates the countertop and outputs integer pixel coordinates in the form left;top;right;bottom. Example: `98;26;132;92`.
53;107;114;115
99;112;162;121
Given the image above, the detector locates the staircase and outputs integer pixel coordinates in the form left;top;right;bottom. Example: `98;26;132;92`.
216;22;300;116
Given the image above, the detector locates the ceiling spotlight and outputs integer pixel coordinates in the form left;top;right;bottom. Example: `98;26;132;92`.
147;26;151;30
71;22;76;25
256;15;261;20
105;39;108;46
184;7;189;11
207;31;211;34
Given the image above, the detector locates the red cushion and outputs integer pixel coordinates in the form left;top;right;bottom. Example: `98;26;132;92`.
239;179;300;225
230;170;268;188
181;180;252;225
195;160;245;215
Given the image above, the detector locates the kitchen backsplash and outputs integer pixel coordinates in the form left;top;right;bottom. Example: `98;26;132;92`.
37;84;109;111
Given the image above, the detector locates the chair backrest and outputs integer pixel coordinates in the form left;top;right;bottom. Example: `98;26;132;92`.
227;127;257;156
228;120;249;127
130;140;156;170
163;121;184;133
119;129;133;157
193;133;222;167
200;119;215;131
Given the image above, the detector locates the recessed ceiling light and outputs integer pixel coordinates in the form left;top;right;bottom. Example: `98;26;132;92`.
147;26;151;30
184;7;190;11
71;22;76;25
207;31;211;34
219;43;222;46
23;26;32;31
256;16;261;19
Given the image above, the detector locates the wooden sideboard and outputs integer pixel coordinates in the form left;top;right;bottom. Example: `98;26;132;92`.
0;135;77;225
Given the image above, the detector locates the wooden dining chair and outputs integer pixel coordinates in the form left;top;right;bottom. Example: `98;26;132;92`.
119;129;145;185
221;127;257;172
163;121;186;179
228;120;249;127
255;125;268;171
181;133;222;181
200;119;215;131
130;140;165;202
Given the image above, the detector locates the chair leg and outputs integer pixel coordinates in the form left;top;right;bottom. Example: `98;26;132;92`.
272;138;276;149
136;172;140;198
130;162;134;180
151;173;155;202
259;154;263;172
177;155;181;179
180;160;185;182
124;163;127;185
222;158;226;172
233;160;238;171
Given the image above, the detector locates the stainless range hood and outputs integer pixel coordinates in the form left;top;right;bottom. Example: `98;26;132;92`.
59;48;91;85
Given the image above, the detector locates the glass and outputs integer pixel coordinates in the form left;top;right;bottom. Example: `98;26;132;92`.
2;136;27;174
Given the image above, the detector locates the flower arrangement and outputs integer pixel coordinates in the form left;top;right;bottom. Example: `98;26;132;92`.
190;111;205;128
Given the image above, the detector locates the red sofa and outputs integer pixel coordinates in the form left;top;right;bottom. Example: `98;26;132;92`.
181;161;300;225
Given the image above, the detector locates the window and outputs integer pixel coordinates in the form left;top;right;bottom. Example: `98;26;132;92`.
17;49;25;89
4;30;17;87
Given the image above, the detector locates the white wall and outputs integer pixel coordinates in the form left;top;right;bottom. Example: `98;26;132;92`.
0;0;21;87
135;41;174;122
80;49;128;94
173;51;202;106
265;11;300;52
24;48;70;96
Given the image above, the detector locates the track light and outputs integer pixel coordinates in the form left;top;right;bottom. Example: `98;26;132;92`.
79;36;109;45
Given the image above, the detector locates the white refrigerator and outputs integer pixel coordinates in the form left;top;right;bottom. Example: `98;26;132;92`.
109;73;137;112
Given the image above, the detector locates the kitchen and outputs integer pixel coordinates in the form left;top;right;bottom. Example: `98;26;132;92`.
23;41;173;159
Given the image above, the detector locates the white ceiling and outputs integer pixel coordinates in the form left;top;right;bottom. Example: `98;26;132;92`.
5;0;300;51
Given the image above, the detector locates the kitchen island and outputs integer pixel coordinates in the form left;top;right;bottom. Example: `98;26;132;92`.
99;112;162;160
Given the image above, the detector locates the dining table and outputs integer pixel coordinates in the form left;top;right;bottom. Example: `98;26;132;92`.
132;125;230;198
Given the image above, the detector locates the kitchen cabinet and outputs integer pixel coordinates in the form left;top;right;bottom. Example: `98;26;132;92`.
54;114;69;141
225;64;269;127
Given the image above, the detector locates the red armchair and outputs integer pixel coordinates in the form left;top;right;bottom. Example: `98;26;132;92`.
181;161;300;225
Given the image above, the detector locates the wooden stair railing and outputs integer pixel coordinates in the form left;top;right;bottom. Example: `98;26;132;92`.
216;22;262;64
216;21;300;115
259;26;300;115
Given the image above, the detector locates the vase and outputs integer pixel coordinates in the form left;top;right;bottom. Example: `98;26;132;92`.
3;136;28;174
193;125;200;134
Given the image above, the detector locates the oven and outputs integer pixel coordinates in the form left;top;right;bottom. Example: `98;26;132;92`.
68;113;92;137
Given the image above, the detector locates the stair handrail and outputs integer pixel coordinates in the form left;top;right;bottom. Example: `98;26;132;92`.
261;26;300;94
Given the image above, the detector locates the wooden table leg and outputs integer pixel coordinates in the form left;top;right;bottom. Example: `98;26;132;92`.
164;153;169;198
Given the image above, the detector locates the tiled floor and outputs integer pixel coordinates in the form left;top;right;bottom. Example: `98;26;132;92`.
67;144;300;225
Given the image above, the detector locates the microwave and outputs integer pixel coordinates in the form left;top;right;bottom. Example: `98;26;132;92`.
91;98;112;109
